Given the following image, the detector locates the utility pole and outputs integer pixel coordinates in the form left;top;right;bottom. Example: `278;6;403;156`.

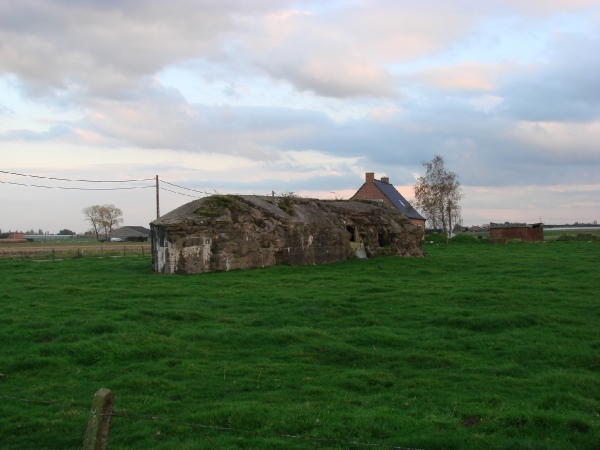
155;175;160;219
447;202;453;239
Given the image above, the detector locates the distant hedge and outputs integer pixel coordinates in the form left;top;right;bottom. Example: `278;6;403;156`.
449;234;479;244
424;233;446;244
557;233;600;242
423;233;480;244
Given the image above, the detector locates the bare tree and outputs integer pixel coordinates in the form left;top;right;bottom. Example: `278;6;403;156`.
414;155;463;244
83;204;123;241
82;205;103;241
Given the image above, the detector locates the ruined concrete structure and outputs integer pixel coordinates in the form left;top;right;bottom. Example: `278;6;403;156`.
151;194;423;274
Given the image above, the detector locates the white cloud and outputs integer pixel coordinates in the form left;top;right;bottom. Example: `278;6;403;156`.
509;120;600;162
0;0;599;230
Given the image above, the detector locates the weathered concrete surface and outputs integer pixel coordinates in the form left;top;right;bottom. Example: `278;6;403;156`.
151;195;423;274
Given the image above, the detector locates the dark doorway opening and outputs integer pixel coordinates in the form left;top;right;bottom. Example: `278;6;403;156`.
346;226;356;242
378;233;389;247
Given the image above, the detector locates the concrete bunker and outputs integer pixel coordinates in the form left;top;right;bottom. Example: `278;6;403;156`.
151;195;423;274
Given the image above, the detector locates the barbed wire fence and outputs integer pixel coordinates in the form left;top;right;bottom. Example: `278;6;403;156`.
1;392;424;450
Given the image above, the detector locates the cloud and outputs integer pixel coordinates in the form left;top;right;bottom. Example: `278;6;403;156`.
0;104;15;115
508;119;600;162
252;41;397;98
406;61;518;92
0;0;292;95
0;0;598;196
499;33;600;122
329;1;475;61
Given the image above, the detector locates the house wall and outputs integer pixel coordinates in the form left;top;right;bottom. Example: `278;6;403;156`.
351;173;388;204
490;227;544;241
351;175;426;237
411;218;426;236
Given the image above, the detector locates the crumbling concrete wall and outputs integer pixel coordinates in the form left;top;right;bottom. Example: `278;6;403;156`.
151;195;423;274
490;226;543;242
489;222;544;242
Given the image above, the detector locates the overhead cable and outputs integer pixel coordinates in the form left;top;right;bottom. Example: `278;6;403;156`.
160;180;210;194
0;170;154;183
0;180;154;190
159;186;201;198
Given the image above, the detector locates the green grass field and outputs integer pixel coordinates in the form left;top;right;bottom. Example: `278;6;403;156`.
543;229;600;240
0;241;598;449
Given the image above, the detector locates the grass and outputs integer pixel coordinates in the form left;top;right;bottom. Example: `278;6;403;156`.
0;241;598;449
544;229;600;240
449;229;600;241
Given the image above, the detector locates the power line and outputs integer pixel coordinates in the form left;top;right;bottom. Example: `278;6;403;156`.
160;180;211;195
159;186;201;198
0;170;154;183
0;180;155;190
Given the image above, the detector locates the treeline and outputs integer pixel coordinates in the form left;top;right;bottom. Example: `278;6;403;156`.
0;229;77;238
545;222;598;228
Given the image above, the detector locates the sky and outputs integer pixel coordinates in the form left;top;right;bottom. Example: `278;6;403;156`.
1;0;599;233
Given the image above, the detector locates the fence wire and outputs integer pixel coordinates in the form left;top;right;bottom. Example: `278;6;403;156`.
1;395;423;450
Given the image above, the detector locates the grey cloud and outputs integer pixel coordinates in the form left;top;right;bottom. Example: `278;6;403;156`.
248;34;397;98
2;0;597;103
1;123;74;141
78;83;332;161
499;34;600;122
265;92;599;187
0;104;15;115
3;80;596;189
1;0;597;195
201;170;361;195
0;0;294;96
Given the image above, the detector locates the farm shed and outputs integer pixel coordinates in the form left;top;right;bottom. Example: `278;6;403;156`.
0;233;27;244
489;222;544;242
150;194;424;274
109;226;150;242
351;173;426;236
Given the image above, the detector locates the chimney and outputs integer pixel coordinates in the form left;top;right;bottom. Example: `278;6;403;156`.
381;177;389;184
365;172;375;183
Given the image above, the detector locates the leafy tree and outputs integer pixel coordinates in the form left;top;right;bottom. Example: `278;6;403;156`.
58;229;76;236
414;155;463;244
82;204;123;240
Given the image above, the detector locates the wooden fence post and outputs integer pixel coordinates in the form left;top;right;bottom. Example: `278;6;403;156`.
141;246;144;257
123;246;126;257
83;388;114;450
52;248;55;261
